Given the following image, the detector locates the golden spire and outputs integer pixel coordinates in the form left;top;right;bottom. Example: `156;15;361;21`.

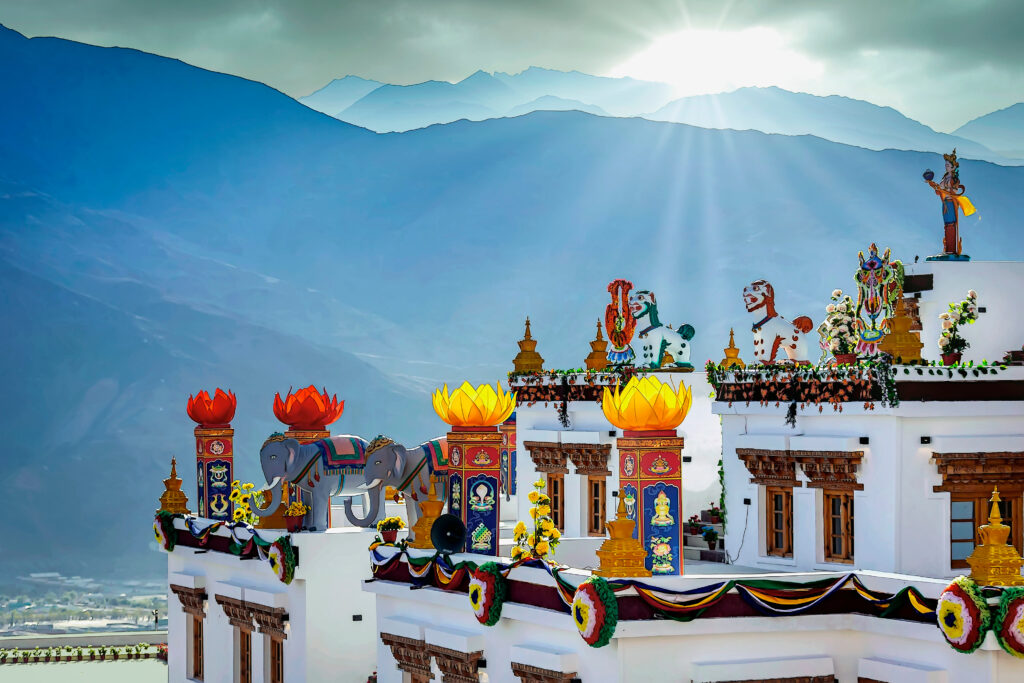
595;492;651;577
158;458;190;515
585;319;609;371
967;487;1024;586
720;328;745;370
513;316;544;373
408;478;446;549
878;295;924;363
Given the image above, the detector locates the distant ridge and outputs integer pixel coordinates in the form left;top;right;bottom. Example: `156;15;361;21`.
955;103;1024;159
299;75;383;116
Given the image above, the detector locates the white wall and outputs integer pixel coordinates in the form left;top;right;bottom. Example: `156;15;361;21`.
907;260;1024;364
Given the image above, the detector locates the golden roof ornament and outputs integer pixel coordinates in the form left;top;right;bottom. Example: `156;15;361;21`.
513;316;544;373
967;487;1024;586
720;328;746;370
585;319;609;371
158;458;190;515
408;478;445;549
877;295;924;363
595;492;651;577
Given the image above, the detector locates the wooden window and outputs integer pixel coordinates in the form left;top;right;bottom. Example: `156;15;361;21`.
766;486;793;557
587;476;607;536
951;493;1022;568
238;628;252;683
268;637;284;683
823;491;855;563
190;615;204;680
547;472;564;531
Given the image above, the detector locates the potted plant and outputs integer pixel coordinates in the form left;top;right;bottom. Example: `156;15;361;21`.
88;647;97;661
687;514;701;535
0;648;9;664
73;647;83;661
376;516;405;544
702;525;719;551
156;643;168;661
708;502;721;524
137;643;149;659
939;290;979;365
822;289;859;365
284;501;311;533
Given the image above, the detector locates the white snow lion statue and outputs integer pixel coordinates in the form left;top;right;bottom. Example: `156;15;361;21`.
629;290;696;369
742;280;814;364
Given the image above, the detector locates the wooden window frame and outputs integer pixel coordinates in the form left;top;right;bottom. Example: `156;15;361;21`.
190;614;204;680
766;486;793;557
268;635;284;683
547;472;565;531
238;627;252;683
587;475;607;537
950;491;1022;569
823;490;855;564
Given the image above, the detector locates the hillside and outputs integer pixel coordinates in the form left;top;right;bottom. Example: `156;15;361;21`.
646;86;1010;163
955;103;1024;159
299;75;383;116
2;25;1024;579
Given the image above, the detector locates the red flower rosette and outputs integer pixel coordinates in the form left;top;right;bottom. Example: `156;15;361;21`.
468;562;507;626
936;576;990;653
996;587;1024;658
572;576;618;648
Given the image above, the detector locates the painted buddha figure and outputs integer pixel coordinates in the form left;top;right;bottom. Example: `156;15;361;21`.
651;491;674;526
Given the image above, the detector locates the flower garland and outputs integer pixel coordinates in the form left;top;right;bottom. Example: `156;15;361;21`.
153;512;177;552
268;536;298;585
511;479;562;562
822;289;858;356
996;587;1024;658
572;576;618;647
938;290;979;355
468;562;508;626
936;576;991;653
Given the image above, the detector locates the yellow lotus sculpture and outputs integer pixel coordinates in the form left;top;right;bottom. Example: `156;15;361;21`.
432;381;516;427
602;376;692;431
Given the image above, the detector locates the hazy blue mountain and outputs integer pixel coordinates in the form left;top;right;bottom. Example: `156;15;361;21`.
505;95;608;118
334;66;673;131
647;86;1012;164
3;24;1024;580
955;103;1024;159
298;75;383;116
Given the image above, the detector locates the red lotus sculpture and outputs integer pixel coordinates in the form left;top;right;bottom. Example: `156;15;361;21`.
186;388;237;427
273;385;344;431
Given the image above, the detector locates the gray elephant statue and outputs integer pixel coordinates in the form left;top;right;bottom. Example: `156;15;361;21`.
251;432;373;531
343;434;449;530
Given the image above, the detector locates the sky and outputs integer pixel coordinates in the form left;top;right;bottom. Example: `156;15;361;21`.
2;0;1023;131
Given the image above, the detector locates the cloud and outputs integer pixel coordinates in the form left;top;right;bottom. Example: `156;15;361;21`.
3;0;1022;130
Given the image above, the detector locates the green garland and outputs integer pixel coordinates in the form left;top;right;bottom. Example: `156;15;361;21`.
469;562;508;626
154;512;178;552
573;575;618;648
269;536;298;585
937;575;991;654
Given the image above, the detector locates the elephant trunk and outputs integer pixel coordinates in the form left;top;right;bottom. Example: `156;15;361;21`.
250;477;283;518
344;485;383;527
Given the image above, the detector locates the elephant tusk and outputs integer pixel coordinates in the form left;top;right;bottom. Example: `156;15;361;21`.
255;476;282;493
358;478;383;490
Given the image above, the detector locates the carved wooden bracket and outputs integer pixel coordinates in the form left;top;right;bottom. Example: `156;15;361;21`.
931;451;1024;493
252;604;289;640
523;441;569;474
381;633;434;681
511;662;579;683
215;595;254;631
170;584;207;618
426;643;484;683
791;450;864;490
736;448;801;487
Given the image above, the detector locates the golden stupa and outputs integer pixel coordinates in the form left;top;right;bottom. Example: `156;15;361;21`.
409;479;445;549
720;328;746;370
158;458;190;515
878;296;924;363
595;493;651;577
585;319;609;371
967;487;1024;586
513;317;544;373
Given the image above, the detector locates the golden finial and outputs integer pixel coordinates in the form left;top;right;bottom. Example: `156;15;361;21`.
408;477;445;549
967;486;1024;586
513;316;544;373
158;458;190;515
720;328;745;370
595;491;651;577
878;294;923;363
585;318;609;371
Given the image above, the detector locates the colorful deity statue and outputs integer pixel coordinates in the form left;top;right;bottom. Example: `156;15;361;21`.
923;149;976;259
852;244;904;356
605;279;637;365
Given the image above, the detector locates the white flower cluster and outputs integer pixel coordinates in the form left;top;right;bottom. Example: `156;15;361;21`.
823;289;858;354
938;290;979;352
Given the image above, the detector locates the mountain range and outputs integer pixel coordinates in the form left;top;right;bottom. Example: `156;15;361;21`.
2;23;1024;580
